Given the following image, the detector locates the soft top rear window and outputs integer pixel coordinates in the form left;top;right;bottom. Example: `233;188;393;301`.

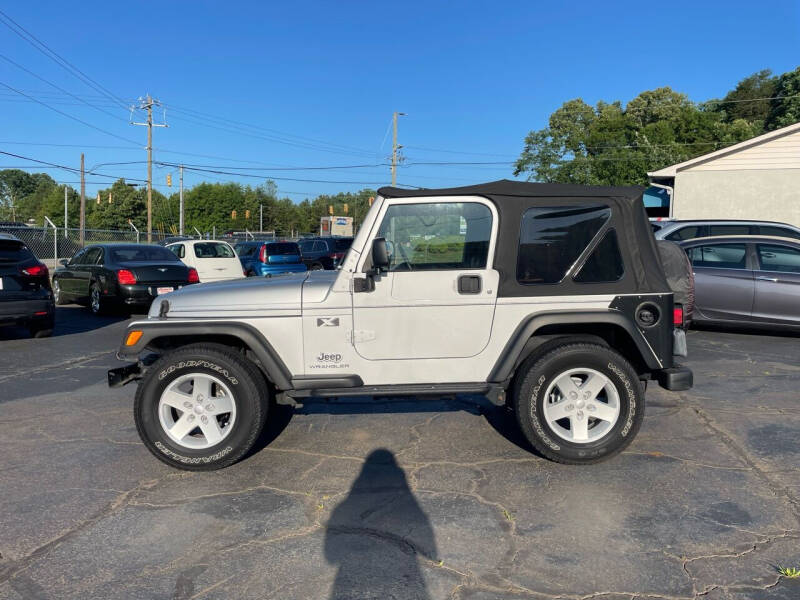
0;239;33;262
111;246;181;263
266;242;300;255
517;205;611;284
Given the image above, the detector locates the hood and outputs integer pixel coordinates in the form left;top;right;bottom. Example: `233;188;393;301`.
150;271;309;319
302;269;338;304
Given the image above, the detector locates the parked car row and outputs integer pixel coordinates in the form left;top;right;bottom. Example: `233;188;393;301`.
653;219;800;331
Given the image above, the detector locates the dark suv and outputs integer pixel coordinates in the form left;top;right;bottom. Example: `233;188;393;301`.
297;237;353;270
0;233;54;337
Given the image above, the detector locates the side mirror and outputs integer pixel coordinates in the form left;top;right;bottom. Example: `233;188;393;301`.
59;258;69;267
372;237;389;271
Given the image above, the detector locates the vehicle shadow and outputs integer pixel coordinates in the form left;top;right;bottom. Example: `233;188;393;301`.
323;448;437;600
0;305;129;341
247;394;540;461
690;322;800;338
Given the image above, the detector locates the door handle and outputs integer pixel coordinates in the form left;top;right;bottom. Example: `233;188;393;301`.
757;276;779;282
457;274;481;294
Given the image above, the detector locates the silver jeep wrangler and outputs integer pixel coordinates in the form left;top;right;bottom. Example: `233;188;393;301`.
109;180;692;470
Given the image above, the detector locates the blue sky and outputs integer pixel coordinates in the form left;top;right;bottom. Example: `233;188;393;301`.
1;0;798;205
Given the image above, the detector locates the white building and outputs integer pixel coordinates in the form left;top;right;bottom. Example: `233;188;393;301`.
648;121;800;225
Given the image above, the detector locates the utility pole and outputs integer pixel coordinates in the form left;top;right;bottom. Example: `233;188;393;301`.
391;111;405;186
64;186;68;237
179;165;184;235
260;204;263;232
131;95;167;242
79;153;85;244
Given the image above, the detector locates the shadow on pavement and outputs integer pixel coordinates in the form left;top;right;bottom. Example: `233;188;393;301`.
324;449;436;600
246;396;540;462
0;305;130;340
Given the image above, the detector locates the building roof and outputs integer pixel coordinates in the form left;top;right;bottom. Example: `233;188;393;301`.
647;121;800;178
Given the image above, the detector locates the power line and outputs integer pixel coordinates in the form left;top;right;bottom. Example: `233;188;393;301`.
0;9;130;111
0;82;141;145
404;145;517;158
0;54;129;123
158;161;390;185
0;150;147;182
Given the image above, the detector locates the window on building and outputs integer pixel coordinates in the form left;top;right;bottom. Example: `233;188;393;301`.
516;205;611;284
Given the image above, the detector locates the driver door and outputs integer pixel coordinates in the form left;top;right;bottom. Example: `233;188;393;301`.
351;198;498;360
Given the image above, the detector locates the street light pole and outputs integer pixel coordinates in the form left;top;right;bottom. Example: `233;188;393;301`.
179;164;184;235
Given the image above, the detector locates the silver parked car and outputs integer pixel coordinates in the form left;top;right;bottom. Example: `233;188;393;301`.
652;219;800;242
680;235;800;329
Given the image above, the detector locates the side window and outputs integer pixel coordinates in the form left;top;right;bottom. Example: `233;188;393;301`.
665;226;700;241
169;244;185;259
709;225;751;236
758;226;800;240
517;205;611;284
298;241;311;253
313;241;326;252
83;247;102;265
573;230;624;283
376;202;492;271
686;243;747;269
70;249;86;265
757;244;800;273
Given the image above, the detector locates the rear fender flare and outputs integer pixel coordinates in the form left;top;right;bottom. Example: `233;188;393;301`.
487;310;660;384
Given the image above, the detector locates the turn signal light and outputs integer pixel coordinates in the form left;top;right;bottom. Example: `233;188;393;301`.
125;330;143;346
117;269;137;285
187;268;200;283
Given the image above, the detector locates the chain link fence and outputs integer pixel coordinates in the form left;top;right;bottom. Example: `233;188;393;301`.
0;221;318;267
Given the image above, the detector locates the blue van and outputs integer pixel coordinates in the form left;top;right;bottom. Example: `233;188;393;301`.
233;241;308;277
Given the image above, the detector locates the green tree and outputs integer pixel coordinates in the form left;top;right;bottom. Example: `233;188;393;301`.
515;87;758;186
765;66;800;130
711;69;777;131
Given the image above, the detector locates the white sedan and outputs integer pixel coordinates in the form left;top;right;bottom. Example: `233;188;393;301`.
166;240;244;283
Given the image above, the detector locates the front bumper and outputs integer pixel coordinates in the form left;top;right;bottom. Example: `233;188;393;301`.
655;365;693;391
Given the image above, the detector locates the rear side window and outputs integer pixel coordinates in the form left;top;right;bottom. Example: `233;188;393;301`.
665;226;701;241
758;226;800;240
757;244;800;273
686;243;747;269
0;239;33;262
517;205;611;284
266;243;300;255
169;244;185;259
709;225;752;236
573;230;624;283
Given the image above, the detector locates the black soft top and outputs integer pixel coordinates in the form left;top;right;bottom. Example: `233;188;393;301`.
378;180;670;297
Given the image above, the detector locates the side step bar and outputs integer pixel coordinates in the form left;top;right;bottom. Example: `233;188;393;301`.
286;382;497;399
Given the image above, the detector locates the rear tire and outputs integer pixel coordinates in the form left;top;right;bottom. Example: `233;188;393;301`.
52;280;67;305
89;283;107;315
310;263;323;271
512;343;644;465
134;343;269;471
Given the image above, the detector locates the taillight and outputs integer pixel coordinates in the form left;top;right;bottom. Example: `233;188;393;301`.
332;252;344;261
259;245;267;263
673;305;684;326
20;263;48;277
117;269;137;285
187;268;200;283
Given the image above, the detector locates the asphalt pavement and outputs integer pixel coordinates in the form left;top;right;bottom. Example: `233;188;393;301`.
0;307;799;599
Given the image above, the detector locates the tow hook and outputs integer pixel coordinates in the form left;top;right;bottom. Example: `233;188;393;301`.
108;361;146;388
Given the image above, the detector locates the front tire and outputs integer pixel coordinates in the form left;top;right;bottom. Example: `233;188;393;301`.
134;343;268;471
512;343;644;465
